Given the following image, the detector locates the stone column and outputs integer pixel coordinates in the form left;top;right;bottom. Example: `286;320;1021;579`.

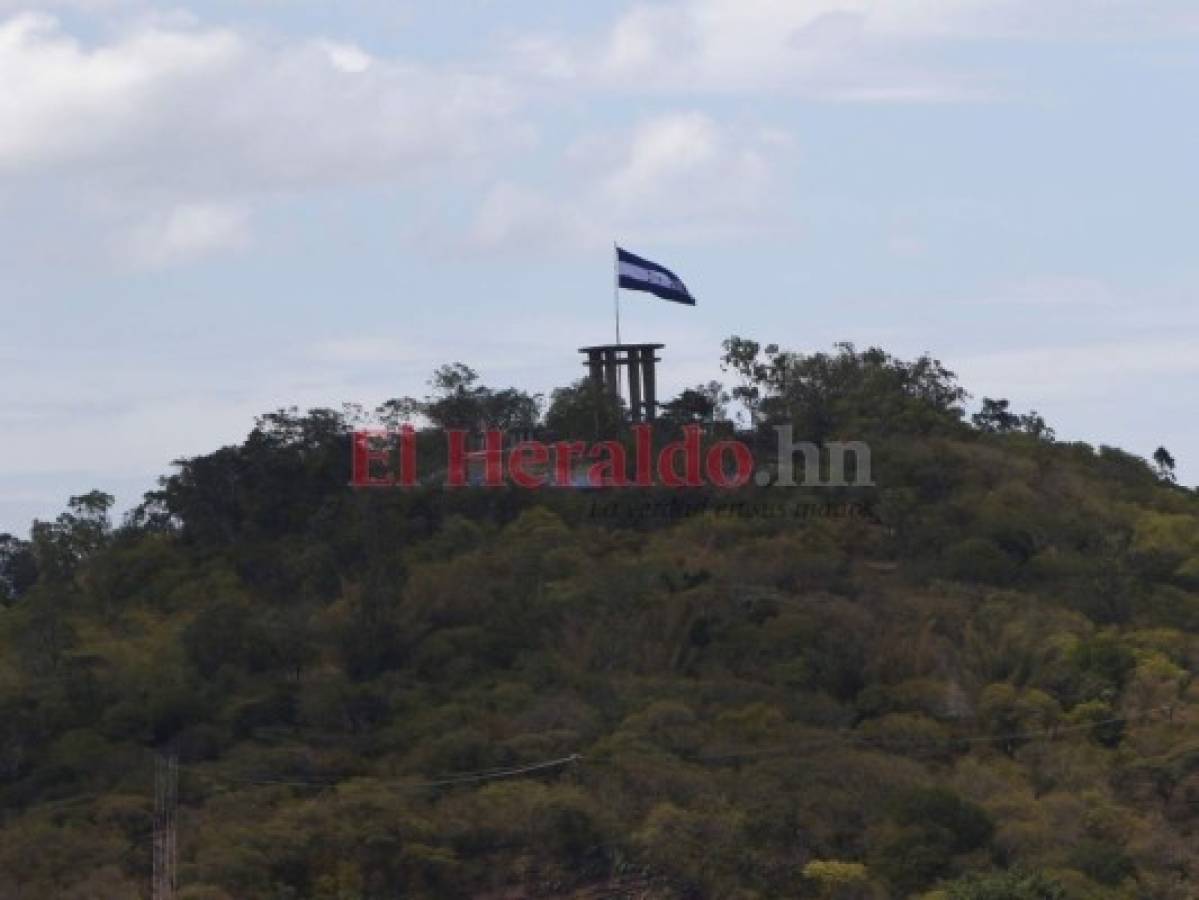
586;349;604;386
603;349;619;398
627;347;643;422
642;351;657;421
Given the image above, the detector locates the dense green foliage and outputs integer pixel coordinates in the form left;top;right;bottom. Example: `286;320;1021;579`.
2;340;1198;898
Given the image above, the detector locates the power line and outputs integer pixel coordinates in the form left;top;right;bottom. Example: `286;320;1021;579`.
175;704;1179;792
692;705;1177;764
185;753;584;792
144;704;1178;896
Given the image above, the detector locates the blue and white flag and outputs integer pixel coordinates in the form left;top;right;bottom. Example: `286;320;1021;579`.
616;246;695;305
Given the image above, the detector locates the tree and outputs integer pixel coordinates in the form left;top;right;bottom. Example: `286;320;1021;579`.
544;378;625;439
720;337;967;438
944;537;1019;586
1017;410;1054;440
892;787;994;854
1153;446;1177;482
973;398;1055;440
972;398;1019;433
375;396;422;428
873;789;994;894
182;599;266;677
803;860;883;899
1067;839;1136;886
423;363;487;429
661;382;729;426
719;336;770;425
6;339;1199;897
0;534;38;603
382;364;541;432
943;869;1066;899
29;491;115;581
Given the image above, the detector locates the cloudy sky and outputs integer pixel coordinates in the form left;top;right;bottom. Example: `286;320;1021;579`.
2;0;1198;534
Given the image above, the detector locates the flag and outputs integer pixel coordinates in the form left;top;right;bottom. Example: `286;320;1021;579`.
616;246;695;305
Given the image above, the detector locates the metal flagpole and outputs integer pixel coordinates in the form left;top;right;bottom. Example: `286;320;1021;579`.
613;242;621;345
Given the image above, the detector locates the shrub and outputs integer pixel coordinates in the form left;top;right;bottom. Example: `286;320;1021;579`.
945;537;1019;585
1067;838;1136;886
943;869;1066;899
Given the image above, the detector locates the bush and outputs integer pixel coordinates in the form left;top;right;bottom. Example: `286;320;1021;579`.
871;825;956;895
943;869;1066;899
945;537;1019;585
803;859;881;899
1067;839;1136;886
893;787;995;854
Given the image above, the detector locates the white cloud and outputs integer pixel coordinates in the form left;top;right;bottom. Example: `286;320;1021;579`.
470;112;792;251
603;112;720;197
0;13;522;184
510;0;981;99
512;0;1199;99
0;13;241;171
0;12;525;267
0;0;136;11
471;181;597;250
318;40;372;74
119;200;250;269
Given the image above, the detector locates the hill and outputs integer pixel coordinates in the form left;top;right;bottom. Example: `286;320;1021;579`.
2;339;1198;899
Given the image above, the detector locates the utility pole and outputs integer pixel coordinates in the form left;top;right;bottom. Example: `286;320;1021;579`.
152;752;178;900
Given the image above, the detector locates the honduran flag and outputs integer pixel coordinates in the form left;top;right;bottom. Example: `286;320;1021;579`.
616;246;695;305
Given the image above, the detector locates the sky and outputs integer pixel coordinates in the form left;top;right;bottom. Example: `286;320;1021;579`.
1;0;1198;535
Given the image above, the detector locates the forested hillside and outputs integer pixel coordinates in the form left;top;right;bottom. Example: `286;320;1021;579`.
2;340;1198;899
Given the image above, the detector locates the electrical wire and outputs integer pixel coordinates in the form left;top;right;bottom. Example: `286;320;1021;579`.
173;705;1180;791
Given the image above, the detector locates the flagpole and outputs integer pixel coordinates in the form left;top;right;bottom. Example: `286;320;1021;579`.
612;243;624;401
613;242;621;345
